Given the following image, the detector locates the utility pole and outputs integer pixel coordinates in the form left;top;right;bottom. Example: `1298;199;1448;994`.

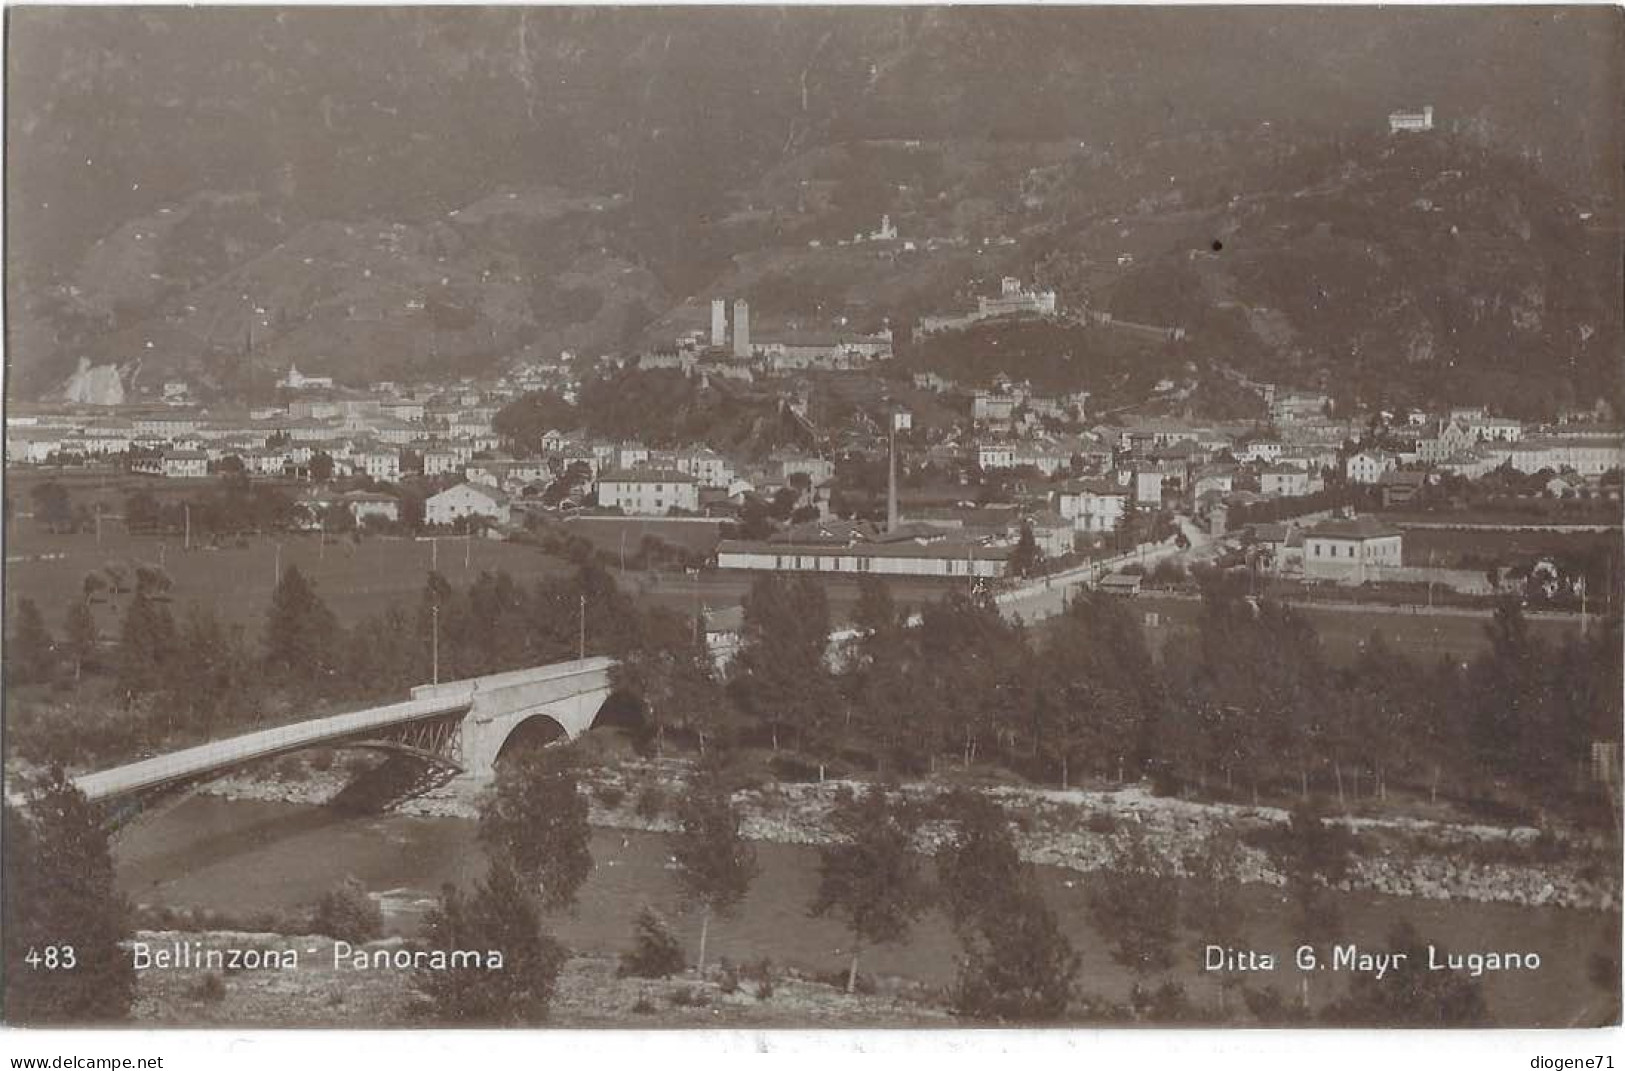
184;502;191;551
578;593;586;661
274;541;282;586
464;533;471;572
431;601;440;684
432;537;438;572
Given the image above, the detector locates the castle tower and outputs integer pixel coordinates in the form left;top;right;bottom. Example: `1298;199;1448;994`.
732;300;751;359
710;299;727;349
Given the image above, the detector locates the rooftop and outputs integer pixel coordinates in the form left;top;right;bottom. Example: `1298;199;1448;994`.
597;468;697;484
1307;516;1403;541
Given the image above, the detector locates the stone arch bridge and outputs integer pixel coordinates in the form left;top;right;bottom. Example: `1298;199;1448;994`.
45;657;617;815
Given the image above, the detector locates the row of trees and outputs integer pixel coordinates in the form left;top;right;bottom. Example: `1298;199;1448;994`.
715;571;1620;817
6;557;657;767
11;531;1619;817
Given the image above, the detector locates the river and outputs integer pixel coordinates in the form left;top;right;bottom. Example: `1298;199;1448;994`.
114;795;1615;1026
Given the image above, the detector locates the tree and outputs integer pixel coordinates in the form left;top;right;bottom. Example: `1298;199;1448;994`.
1011;520;1041;578
1268;797;1353;945
477;748;592;912
950;886;1078;1022
167;607;256;733
309;450;335;483
63;599;99;680
1181;830;1249;1013
30;481;73;533
9;598;57;685
116;590;178;706
123;490;161;533
809;784;931;992
935;789;1081;1022
612;607;727;755
1268;797;1355;1011
263;564;339;687
733;575;840;761
670;764;757;975
934;789;1024;932
2;770;136;1023
1324;920;1488;1025
311;878;384;943
414;858;567;1024
1087;829;1180;985
842;578;923;773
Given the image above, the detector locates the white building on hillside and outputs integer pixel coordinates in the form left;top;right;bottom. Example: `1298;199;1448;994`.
426;482;510;527
596;469;699;516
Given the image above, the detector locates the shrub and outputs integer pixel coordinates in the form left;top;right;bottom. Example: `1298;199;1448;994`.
595;784;627;809
311;878;384;943
631;992;657;1015
814;967;875;995
718;960;740;995
617;907;685;979
745;957;776;1001
275;755;307;782
668;986;710;1008
309;749;335;772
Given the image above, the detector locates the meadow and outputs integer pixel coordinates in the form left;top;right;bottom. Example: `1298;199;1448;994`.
4;521;575;638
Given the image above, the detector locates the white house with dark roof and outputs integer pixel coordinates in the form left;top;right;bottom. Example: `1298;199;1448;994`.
1055;479;1130;533
1303;516;1403;582
1345;449;1399;484
161;450;209;479
426;482;510;527
595;468;699;515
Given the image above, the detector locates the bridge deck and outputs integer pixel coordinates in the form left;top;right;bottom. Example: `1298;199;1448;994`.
70;693;471;803
60;657;621;804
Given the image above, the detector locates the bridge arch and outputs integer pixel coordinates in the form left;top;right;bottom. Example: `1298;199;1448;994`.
492;713;570;762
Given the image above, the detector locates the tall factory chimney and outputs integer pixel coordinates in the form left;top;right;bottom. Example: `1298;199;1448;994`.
887;411;901;532
710;299;727;349
732;300;751;359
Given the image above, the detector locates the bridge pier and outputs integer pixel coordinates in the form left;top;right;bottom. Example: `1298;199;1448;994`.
408;656;618;778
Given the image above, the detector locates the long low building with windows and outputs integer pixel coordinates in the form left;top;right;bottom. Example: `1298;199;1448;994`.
716;538;1012;578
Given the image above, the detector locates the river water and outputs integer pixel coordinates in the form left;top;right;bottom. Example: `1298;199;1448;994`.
114;795;1613;1026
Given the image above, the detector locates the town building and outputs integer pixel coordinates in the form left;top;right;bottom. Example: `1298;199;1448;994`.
161;450;209;479
277;363;335;391
595;469;699;516
1345;449;1399;484
425;482;511;527
1389;106;1434;134
1056;479;1130;533
352;445;401;483
717;537;1011;579
342;490;400;525
1303;516;1404;582
1260;463;1318;498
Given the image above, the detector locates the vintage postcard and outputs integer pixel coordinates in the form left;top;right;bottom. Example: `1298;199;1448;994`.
3;4;1620;1056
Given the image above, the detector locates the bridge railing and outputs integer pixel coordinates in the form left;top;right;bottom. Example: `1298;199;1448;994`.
71;692;473;803
409;656;617;702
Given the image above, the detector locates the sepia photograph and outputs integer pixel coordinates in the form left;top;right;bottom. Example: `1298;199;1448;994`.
2;3;1622;1051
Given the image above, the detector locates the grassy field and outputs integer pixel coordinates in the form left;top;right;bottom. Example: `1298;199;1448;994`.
1401;524;1623;572
1133;592;1589;666
4;521;575;637
5;465;311;516
559;516;728;560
